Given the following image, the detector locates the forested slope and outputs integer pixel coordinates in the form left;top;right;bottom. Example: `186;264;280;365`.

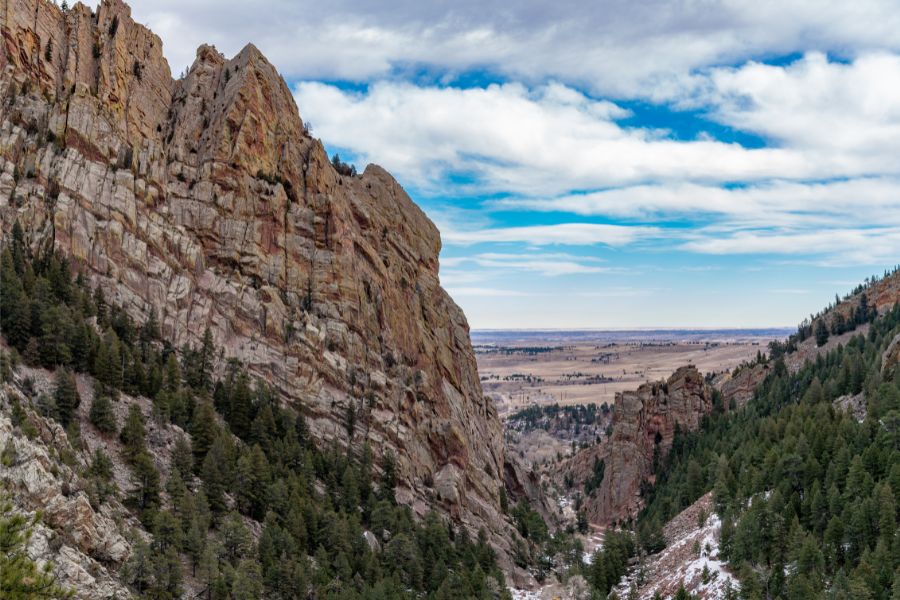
638;288;900;598
0;231;513;598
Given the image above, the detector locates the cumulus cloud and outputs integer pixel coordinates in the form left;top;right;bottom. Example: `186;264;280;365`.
294;81;814;195
701;53;900;163
293;52;900;266
295;51;900;197
134;0;900;98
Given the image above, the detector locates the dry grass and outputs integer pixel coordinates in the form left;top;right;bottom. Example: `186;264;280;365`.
477;331;785;416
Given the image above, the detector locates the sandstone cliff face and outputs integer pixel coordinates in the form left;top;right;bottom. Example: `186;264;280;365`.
583;366;713;524
1;0;510;552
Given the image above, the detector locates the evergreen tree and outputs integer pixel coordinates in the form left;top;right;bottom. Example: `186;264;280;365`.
119;404;146;461
190;400;218;471
815;319;830;347
88;392;117;434
171;434;194;479
198;327;215;392
53;369;80;427
128;451;160;519
0;496;71;598
94;330;123;390
202;436;233;514
638;517;666;555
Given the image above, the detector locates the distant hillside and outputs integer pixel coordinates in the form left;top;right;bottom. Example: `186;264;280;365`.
632;274;900;598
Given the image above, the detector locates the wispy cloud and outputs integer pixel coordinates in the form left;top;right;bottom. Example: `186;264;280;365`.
681;227;900;265
440;223;659;247
443;252;611;276
443;287;535;297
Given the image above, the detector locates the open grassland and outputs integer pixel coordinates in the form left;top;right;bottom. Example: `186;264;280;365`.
475;329;789;416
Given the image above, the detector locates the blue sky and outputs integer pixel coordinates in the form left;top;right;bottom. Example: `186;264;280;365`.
132;0;900;328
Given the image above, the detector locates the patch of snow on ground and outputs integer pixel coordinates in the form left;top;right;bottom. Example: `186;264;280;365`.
613;492;740;600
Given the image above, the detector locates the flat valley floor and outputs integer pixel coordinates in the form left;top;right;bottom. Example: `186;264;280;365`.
474;329;791;417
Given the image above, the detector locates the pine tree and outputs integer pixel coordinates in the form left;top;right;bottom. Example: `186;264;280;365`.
0;250;31;350
171;434;194;478
190;401;218;471
202;436;232;514
163;352;181;392
815;319;830;347
94;330;122;390
129;451;160;519
232;559;264;598
0;496;71;598
122;537;153;594
199;327;215;392
220;512;252;565
85;448;116;506
88;392;117;434
380;450;397;502
235;445;270;520
53;368;80;427
119;404;146;461
638;517;666;555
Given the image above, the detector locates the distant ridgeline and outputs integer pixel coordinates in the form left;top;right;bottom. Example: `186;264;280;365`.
770;264;900;357
637;282;900;598
0;231;513;599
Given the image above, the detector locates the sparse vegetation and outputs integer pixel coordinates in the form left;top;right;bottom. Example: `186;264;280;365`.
331;153;357;177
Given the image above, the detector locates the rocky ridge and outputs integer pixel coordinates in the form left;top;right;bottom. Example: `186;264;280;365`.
1;0;525;567
576;366;714;524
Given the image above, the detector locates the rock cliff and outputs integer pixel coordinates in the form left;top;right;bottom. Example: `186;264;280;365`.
1;0;511;558
581;366;713;524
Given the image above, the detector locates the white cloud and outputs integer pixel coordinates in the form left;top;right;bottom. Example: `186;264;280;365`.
133;0;900;99
701;53;900;166
440;223;658;246
682;227;900;265
294;52;900;197
443;287;534;297
494;177;900;229
294;80;816;195
444;252;611;276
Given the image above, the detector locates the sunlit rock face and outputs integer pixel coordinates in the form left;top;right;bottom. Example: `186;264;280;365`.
2;0;521;564
587;365;713;524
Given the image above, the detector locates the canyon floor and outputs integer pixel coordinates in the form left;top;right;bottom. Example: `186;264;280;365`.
475;329;791;417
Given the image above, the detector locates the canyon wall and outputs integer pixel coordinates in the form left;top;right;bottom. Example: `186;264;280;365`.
1;0;516;555
582;366;713;524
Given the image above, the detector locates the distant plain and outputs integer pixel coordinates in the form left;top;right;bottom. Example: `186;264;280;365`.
474;329;792;416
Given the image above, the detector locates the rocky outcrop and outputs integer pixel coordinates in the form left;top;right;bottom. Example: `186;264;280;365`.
612;493;739;600
715;362;768;410
1;0;510;558
0;383;134;599
585;366;713;524
834;392;867;422
882;333;900;379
